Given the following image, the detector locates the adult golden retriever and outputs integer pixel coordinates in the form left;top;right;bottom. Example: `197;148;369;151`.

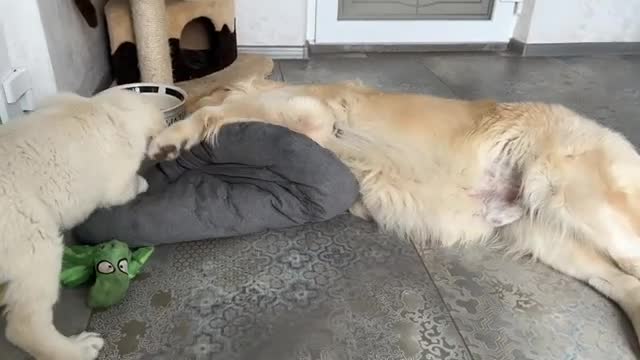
149;79;640;343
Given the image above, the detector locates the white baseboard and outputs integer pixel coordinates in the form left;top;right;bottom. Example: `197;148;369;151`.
238;46;308;59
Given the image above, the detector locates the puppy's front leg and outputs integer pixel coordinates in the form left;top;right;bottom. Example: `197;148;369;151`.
105;175;148;207
4;235;103;360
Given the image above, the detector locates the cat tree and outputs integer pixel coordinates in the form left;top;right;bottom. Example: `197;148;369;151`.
130;0;173;83
105;0;237;85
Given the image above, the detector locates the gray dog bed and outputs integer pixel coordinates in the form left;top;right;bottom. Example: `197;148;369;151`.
74;122;359;246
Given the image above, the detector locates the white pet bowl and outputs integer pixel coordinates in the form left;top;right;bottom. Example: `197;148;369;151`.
110;82;187;125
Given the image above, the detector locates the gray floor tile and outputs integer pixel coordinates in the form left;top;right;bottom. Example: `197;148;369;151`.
280;53;455;97
88;216;472;360
421;53;640;144
268;61;284;82
421;53;574;102
419;245;640;359
553;55;640;142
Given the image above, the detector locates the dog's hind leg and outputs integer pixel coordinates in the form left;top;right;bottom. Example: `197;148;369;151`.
3;232;103;360
586;205;640;285
530;230;640;345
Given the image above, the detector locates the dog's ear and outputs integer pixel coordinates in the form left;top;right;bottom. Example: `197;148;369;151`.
73;0;98;28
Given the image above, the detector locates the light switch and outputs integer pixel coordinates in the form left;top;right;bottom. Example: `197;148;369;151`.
2;67;34;112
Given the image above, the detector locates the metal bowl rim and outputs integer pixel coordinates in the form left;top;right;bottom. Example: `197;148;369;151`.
109;82;187;113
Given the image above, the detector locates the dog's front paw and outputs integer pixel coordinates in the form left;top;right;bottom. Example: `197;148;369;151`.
147;117;205;161
69;332;104;360
147;130;183;161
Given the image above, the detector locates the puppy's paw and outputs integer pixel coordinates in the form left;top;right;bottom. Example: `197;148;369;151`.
136;175;149;195
69;332;104;360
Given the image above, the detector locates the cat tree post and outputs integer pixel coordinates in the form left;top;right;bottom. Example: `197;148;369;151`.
130;0;173;84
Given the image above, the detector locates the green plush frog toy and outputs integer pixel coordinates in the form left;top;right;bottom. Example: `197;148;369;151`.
60;239;154;309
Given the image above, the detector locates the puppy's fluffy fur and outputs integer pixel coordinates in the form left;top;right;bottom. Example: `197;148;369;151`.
149;79;640;344
0;90;165;360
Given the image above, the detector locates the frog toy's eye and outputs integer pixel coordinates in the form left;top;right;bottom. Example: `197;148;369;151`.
118;259;129;274
97;261;115;274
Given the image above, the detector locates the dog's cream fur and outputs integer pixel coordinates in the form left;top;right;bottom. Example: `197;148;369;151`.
149;79;640;343
0;90;165;360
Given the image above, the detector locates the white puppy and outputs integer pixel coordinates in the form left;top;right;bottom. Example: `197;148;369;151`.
0;90;165;360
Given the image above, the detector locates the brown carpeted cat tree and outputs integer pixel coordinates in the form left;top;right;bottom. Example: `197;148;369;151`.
105;0;238;85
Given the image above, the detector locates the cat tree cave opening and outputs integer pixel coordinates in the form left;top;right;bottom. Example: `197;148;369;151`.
170;17;237;82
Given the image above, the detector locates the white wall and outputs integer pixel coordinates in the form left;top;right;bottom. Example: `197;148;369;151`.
37;0;110;96
0;0;57;103
2;0;307;106
235;0;307;46
0;22;22;121
0;0;110;107
515;0;640;43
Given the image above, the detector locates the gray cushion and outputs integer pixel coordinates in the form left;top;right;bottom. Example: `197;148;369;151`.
74;122;359;246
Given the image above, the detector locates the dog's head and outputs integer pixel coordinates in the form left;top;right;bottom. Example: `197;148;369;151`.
95;89;168;140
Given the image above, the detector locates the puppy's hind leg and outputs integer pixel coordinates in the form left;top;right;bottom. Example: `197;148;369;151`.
3;232;103;360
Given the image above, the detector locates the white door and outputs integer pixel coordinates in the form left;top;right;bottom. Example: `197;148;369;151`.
311;0;520;44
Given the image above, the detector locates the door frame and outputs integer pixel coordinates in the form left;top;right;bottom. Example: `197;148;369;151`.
308;0;520;44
